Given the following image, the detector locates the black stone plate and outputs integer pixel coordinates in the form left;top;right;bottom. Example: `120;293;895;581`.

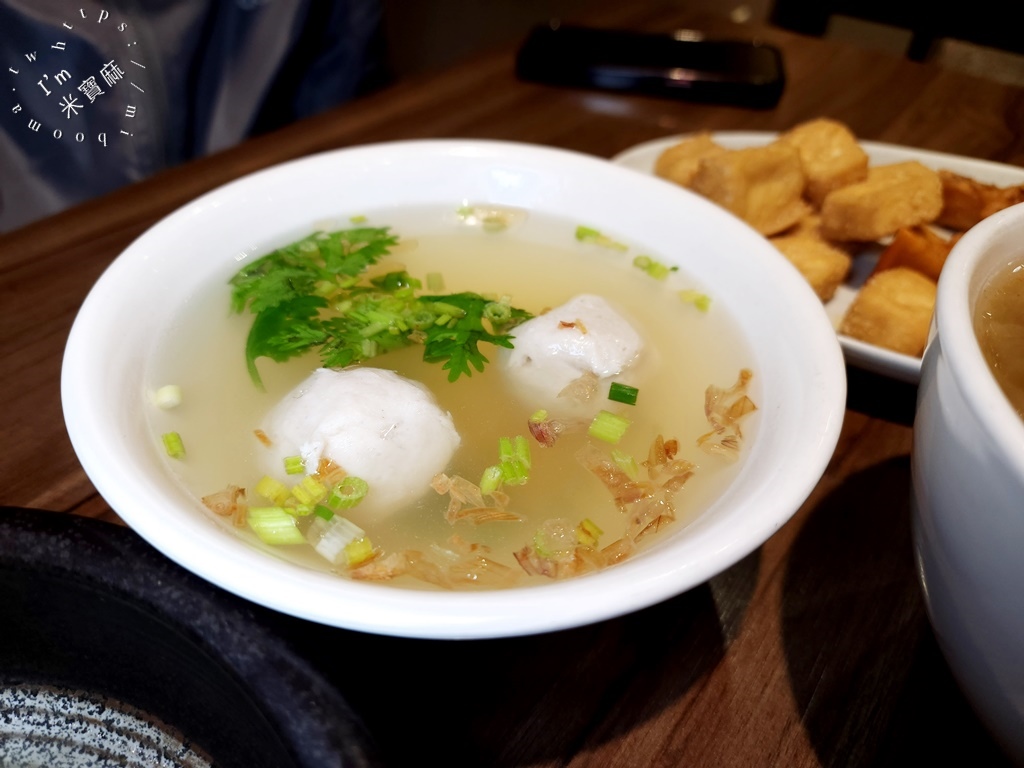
0;506;380;768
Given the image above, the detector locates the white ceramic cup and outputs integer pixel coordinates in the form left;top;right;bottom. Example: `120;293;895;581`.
912;201;1024;761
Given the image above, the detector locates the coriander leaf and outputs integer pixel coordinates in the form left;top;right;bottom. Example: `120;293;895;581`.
318;228;399;276
229;227;396;314
228;226;534;386
245;296;328;388
420;293;528;382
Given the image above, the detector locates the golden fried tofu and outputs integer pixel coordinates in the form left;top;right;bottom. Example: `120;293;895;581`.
689;142;810;236
871;225;953;282
783;212;824;238
774;212;857;248
820;161;943;242
839;267;936;356
770;234;852;302
936;169;1024;230
654;133;727;188
778;118;869;206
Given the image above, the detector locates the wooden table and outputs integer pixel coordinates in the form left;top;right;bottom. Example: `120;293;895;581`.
3;4;1022;765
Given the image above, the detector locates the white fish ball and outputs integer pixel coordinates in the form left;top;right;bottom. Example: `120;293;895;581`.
260;367;460;516
503;294;644;404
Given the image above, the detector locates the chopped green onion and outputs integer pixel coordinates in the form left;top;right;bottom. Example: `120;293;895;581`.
495;435;531;485
305;513;368;565
588;410;631;444
255;475;289;505
498;436;514;462
283;455;305;475
407;310;436;331
344;537;376;567
327;476;369;509
482;215;507;233
291;475;327;506
247;507;305;545
633;255;677;280
426;272;445;291
153;385;182;410
575;225;629;252
679;289;712;312
480;465;504;495
360;338;378;358
611;448;640;480
427;301;466;319
483;301;512;325
514;435;531;469
500;459;529;486
577;518;603;547
359;320;389;337
314;504;335;520
456;205;518;232
161;431;185;459
529;409;548;423
608;382;639;406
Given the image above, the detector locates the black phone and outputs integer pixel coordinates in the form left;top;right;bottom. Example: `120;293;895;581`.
515;24;785;109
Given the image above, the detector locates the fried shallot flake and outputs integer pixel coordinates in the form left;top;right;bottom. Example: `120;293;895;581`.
315;457;348;489
698;369;757;461
556;317;589;334
432;537;521;587
350;537;522;588
201;485;248;528
349;551;409;581
558;370;599;402
577;436;695;542
431;473;521;525
447;506;522;524
528;414;569;447
513;535;636;580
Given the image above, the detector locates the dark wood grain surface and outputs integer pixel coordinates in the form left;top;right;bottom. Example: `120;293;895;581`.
2;4;1021;766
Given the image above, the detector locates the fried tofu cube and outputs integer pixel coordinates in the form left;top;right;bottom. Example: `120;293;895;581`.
871;225;953;282
778;118;869;206
820;161;943;242
936;169;1024;231
654;133;727;188
770;234;852;302
784;212;823;238
689;142;811;236
839;267;936;356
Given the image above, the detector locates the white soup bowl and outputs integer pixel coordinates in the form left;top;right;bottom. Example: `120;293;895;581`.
63;140;846;639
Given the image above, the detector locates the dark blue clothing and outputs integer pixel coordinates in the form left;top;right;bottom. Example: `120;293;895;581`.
0;0;386;232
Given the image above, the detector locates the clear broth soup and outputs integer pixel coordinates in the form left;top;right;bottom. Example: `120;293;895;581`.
145;206;759;589
975;257;1024;419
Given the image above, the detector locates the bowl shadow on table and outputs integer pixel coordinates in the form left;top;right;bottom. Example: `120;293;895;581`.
778;457;1013;767
844;364;919;426
281;552;762;767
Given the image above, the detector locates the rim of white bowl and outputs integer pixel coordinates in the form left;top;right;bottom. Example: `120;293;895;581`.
935;201;1024;476
61;139;846;639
